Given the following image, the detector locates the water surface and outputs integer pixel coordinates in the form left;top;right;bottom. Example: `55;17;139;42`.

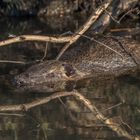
0;16;140;140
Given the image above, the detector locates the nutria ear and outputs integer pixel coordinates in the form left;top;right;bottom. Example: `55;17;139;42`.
62;63;76;77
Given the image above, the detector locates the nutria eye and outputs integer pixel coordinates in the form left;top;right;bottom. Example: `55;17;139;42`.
62;64;75;77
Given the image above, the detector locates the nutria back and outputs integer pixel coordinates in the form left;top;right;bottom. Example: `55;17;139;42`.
61;36;139;76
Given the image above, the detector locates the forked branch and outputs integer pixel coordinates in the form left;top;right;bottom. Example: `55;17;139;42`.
56;0;112;60
0;91;139;140
0;0;112;58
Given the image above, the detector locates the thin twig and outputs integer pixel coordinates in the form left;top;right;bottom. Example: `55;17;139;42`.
91;37;123;57
59;31;123;57
121;117;137;135
118;8;140;23
40;42;48;61
137;108;140;114
101;102;123;113
0;112;24;117
0;60;26;64
104;7;140;24
95;126;103;139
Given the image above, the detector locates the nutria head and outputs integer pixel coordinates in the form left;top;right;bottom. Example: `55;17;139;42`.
13;60;87;93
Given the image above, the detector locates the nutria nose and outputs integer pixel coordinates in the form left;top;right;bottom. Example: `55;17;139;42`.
11;77;25;87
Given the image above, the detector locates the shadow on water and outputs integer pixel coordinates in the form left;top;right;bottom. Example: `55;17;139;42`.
0;15;140;140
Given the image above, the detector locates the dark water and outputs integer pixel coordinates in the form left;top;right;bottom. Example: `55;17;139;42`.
0;16;140;140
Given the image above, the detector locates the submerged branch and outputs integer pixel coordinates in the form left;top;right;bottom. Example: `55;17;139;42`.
0;91;139;140
0;92;75;111
74;92;140;140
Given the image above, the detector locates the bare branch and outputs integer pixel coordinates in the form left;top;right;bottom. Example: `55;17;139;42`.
0;35;71;47
56;0;112;60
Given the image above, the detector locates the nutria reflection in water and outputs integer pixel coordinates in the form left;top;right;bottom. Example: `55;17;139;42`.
13;36;140;93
